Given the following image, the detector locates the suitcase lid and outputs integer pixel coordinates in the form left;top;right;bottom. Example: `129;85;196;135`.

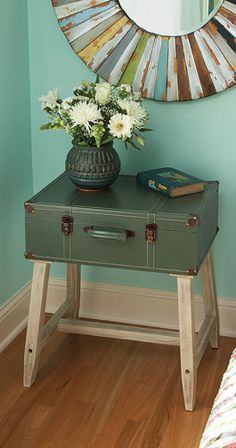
25;173;218;232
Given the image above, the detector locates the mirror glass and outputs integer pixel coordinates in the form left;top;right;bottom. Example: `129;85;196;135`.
119;0;223;36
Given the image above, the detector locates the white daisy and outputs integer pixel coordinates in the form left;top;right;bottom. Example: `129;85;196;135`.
69;102;102;132
109;114;133;139
39;88;60;110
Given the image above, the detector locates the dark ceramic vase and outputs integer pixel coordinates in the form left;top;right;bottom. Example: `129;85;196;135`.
65;142;121;190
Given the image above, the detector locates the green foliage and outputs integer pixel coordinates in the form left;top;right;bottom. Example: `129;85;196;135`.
40;122;63;130
91;123;106;148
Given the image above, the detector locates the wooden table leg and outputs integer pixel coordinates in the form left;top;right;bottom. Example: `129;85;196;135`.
66;264;81;320
200;250;219;349
177;276;197;411
24;262;51;387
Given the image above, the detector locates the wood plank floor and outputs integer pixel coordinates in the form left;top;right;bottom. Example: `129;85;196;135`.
0;327;235;448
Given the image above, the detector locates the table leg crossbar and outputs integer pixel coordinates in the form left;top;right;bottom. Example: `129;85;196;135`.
23;250;219;411
58;318;180;345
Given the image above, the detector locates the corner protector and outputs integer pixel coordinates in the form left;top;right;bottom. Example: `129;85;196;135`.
24;203;35;214
24;251;35;260
186;214;200;228
187;268;198;276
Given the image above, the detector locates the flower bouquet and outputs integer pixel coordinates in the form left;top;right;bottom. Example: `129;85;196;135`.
40;79;149;149
39;79;150;189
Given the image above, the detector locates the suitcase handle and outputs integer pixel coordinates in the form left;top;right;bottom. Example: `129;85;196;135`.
83;226;135;242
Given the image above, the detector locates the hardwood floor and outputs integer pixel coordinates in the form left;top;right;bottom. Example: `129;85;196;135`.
0;327;235;448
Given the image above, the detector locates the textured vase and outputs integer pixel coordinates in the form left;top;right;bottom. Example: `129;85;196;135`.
65;143;121;190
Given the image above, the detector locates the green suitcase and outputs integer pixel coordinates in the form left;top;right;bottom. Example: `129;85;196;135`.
24;173;219;275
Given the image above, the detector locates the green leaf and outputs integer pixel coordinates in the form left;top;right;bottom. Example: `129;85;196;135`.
127;139;142;151
139;127;152;132
40;123;51;130
74;140;88;146
40;121;64;131
101;136;114;145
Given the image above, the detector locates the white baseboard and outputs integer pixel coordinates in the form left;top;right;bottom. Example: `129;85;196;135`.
46;278;236;338
1;277;236;353
0;282;31;353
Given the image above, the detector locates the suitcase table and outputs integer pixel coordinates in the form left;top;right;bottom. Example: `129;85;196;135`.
24;174;219;411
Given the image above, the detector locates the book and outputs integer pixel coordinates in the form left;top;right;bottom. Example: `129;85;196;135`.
136;167;204;198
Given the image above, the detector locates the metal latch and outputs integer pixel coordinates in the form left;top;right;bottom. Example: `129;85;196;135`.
61;216;73;236
145;224;158;243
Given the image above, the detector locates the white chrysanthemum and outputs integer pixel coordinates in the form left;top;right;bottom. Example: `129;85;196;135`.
109;114;133;139
117;99;128;110
61;96;75;110
118;100;146;128
39;88;60;110
95;82;111;105
69;102;102;132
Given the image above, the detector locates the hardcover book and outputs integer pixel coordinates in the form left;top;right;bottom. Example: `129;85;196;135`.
136;167;205;198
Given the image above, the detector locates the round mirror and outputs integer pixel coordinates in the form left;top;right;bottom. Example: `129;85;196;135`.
52;0;236;102
119;0;223;36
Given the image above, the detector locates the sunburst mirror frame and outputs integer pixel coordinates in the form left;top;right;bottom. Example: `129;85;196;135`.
52;0;236;102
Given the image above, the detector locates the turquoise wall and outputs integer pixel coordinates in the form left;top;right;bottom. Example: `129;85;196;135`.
0;0;33;306
28;1;236;298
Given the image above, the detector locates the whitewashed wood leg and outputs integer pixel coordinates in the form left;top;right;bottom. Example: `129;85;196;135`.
200;250;219;349
24;262;51;387
66;264;81;319
177;276;197;411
